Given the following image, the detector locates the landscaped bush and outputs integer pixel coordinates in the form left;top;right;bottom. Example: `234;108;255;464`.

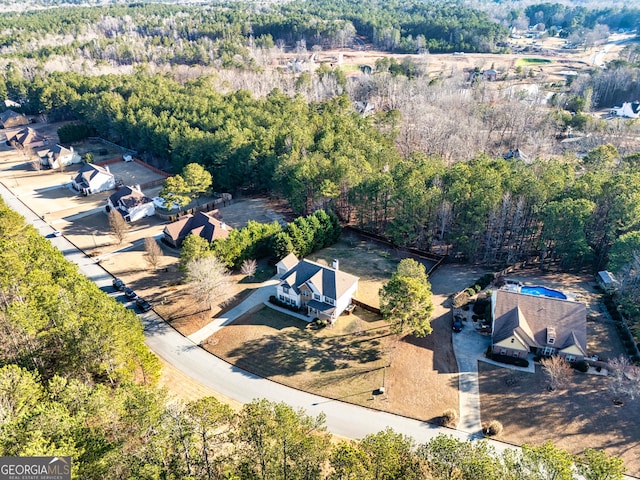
441;409;458;427
470;273;494;292
268;296;305;314
473;297;490;315
489;354;529;368
571;360;589;372
483;419;503;437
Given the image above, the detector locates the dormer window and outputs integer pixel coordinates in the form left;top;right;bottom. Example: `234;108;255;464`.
547;326;556;345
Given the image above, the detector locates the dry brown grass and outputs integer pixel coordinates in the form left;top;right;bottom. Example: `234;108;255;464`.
205;304;458;421
478;362;640;476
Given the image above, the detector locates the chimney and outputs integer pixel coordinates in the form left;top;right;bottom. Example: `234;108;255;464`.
332;259;339;270
134;184;141;192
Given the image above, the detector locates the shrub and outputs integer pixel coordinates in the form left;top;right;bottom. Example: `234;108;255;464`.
572;360;589;372
483;420;503;437
441;409;458;427
473;284;482;293
465;288;476;296
490;354;529;368
473;298;490;315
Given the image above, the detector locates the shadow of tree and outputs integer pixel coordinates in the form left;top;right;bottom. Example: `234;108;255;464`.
225;324;388;377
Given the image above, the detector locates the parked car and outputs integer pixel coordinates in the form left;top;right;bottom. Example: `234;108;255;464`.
135;297;152;312
452;317;464;333
124;287;137;300
112;278;125;291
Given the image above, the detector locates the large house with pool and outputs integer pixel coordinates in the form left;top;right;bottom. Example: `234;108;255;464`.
491;285;587;362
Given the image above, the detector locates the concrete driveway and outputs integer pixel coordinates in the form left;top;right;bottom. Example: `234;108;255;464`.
451;317;491;436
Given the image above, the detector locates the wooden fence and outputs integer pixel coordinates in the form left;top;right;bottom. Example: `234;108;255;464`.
352;298;381;315
344;226;445;275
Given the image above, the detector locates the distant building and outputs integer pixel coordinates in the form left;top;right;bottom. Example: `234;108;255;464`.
162;210;230;248
0;109;29;129
5;127;48;149
107;185;155;222
38;144;81;169
610;101;640;119
71;163;116;195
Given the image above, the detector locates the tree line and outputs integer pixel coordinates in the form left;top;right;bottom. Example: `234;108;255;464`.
16;71;640;273
179;209;342;270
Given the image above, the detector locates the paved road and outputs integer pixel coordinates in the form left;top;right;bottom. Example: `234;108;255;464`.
2;181;638;479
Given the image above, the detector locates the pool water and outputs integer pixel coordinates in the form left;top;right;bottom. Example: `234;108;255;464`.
520;286;567;300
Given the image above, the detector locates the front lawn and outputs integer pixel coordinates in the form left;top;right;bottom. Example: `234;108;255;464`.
205;305;459;421
478;362;640;476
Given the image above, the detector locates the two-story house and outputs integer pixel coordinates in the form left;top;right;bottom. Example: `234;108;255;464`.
275;256;359;323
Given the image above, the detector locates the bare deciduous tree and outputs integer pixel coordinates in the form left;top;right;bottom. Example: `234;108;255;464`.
541;356;572;391
608;355;640;400
144;237;163;270
240;259;257;278
186;256;231;310
108;209;128;245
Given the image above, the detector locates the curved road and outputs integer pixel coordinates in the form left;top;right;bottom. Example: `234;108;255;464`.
2;181;637;478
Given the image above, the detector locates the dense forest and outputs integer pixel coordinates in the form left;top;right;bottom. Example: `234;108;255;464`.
0;197;627;478
12;71;640;275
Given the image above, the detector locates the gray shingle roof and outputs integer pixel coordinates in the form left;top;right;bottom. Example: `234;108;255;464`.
280;259;358;301
492;289;587;355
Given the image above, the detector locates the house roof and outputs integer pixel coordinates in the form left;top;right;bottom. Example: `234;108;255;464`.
0;109;26;124
7;127;47;146
280;259;358;301
38;144;72;161
277;253;299;271
73;163;113;189
597;270;618;286
493;289;587;355
163;210;230;244
109;186;153;209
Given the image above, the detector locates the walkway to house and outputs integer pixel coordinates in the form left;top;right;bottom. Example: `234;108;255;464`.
187;277;280;345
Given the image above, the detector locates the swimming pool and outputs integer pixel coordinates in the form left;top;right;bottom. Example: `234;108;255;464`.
520;285;567;300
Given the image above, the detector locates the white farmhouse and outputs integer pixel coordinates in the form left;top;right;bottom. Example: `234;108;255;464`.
107;185;155;222
275;257;359;323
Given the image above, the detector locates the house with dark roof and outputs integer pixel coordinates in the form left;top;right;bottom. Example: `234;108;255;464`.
276;252;300;277
162;210;230;248
38;144;81;169
5;127;48;149
491;288;587;362
107;185;155;222
0;109;28;129
276;258;359;323
71;163;115;195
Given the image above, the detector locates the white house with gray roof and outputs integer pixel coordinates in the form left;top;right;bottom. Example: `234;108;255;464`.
71;163;115;195
276;257;359;323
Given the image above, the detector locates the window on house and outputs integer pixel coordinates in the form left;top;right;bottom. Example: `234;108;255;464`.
566;355;576;362
302;291;309;297
313;294;321;301
325;298;334;305
279;295;285;301
548;337;555;344
283;286;289;294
